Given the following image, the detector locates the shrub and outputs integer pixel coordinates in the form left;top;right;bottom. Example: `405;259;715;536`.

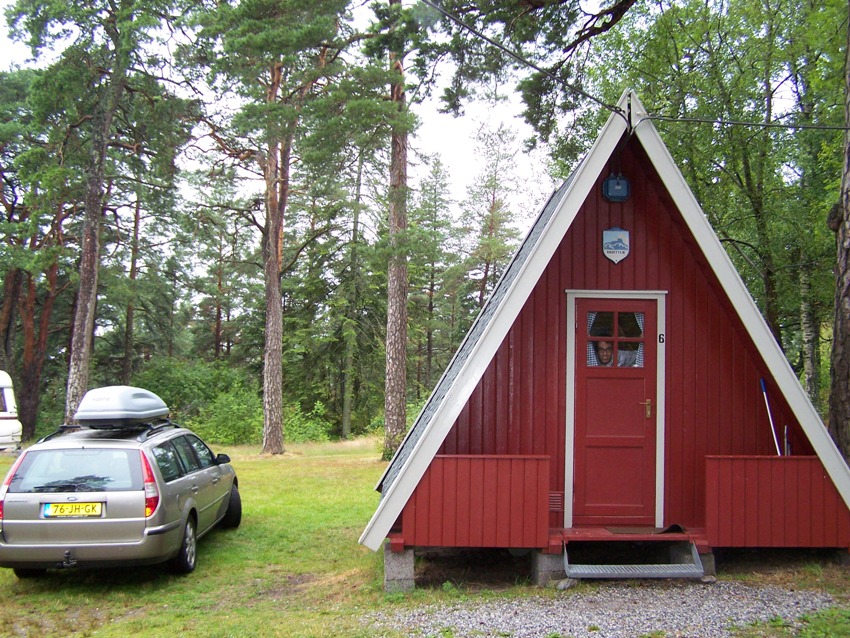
185;385;264;445
132;358;259;424
284;401;332;443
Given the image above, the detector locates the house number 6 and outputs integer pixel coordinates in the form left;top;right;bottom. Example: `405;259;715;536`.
659;334;666;343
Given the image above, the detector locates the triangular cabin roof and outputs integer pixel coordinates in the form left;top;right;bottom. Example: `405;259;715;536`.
359;91;850;552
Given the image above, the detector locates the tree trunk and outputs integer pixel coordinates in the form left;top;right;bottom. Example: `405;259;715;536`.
260;58;292;455
800;266;819;403
18;263;61;439
341;153;365;440
65;172;104;421
261;131;286;455
0;268;21;371
383;10;409;460
426;262;435;390
828;3;850;461
65;26;129;421
215;263;224;358
121;197;142;385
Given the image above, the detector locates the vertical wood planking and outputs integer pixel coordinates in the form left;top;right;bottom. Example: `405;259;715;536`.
430;137;821;539
705;456;850;547
401;456;549;548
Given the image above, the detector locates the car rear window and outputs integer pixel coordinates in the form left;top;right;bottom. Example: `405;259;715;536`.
8;448;143;493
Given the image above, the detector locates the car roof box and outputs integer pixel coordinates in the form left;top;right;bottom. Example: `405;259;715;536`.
74;386;170;428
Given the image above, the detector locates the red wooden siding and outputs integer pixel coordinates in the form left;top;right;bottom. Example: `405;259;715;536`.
428;135;814;538
401;456;550;548
706;456;850;547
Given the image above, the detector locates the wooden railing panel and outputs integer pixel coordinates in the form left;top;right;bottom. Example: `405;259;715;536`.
401;455;550;548
706;456;850;548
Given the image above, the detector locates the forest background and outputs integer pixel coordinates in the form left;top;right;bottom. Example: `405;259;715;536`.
0;0;846;459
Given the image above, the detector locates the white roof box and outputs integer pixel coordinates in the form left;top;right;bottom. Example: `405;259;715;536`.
74;386;169;427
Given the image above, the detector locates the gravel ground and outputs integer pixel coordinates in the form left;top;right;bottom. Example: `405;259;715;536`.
366;580;836;637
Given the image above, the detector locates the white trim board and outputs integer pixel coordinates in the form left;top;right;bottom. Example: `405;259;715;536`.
564;290;667;529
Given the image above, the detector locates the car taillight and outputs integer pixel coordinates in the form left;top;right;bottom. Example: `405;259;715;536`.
140;451;160;517
0;452;26;523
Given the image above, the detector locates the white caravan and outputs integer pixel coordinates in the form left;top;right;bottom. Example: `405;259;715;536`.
0;372;22;450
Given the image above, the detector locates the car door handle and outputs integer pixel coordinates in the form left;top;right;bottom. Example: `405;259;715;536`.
191;485;199;494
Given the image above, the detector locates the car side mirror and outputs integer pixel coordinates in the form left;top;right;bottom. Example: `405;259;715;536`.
216;453;231;464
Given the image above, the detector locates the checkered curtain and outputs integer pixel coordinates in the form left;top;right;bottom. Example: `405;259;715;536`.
586;311;598;365
585;311;645;367
635;312;645;367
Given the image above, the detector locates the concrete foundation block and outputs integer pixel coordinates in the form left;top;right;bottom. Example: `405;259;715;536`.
532;549;565;586
383;541;415;592
699;551;716;577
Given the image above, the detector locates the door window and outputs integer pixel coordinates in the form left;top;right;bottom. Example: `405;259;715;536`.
586;310;645;367
152;442;183;482
185;435;215;469
171;436;201;474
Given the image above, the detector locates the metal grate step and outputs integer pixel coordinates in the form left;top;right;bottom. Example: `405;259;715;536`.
565;562;704;579
564;542;705;580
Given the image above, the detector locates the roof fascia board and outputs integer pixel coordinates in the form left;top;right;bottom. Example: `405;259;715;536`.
359;99;632;551
628;95;850;508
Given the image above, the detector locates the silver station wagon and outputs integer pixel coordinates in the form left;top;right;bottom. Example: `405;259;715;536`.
0;386;241;578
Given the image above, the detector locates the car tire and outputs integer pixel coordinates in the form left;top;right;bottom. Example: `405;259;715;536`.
170;516;197;574
13;568;46;579
220;485;242;529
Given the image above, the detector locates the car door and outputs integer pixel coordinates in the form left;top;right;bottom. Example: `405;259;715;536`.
172;435;221;535
185;434;230;527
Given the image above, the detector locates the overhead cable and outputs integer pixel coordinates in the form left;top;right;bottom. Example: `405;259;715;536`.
419;0;849;133
640;113;849;132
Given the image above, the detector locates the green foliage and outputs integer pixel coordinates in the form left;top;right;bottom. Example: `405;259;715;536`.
185;385;263;445
3;0;842;450
131;358;258;423
284;401;333;443
798;608;850;636
582;0;842;413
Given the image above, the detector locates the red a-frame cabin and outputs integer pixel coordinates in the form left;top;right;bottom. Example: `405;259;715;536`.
360;92;850;590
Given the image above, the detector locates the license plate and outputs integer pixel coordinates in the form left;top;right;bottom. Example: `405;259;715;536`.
43;502;103;518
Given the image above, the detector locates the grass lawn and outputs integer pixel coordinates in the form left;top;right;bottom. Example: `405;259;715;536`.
0;437;848;637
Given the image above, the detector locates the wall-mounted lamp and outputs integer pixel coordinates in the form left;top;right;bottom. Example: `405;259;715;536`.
603;173;630;202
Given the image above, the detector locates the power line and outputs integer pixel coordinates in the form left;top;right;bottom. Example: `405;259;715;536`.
418;0;849;134
641;114;848;132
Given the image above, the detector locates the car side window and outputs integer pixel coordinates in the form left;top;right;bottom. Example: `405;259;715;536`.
152;442;183;483
185;434;215;469
171;436;201;474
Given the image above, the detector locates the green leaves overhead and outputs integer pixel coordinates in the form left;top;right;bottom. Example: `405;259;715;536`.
1;0;845;436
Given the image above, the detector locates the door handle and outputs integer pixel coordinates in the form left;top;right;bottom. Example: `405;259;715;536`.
639;399;652;418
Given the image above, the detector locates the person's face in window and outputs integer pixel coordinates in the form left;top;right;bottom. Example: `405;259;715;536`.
596;341;614;366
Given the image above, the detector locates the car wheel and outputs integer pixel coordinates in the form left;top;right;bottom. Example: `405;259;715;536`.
170;516;197;574
220;485;242;529
13;568;46;579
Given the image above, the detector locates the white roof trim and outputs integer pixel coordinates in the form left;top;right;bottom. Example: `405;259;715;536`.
628;95;850;510
359;97;631;551
359;91;850;551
